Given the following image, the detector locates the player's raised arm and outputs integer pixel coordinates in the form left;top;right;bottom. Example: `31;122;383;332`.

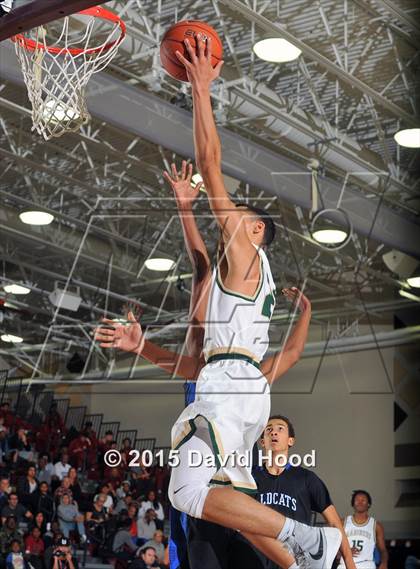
163;160;210;283
261;288;311;384
175;36;255;264
94;312;204;381
163;160;211;357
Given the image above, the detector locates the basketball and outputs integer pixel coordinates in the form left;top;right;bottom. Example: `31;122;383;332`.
160;20;223;82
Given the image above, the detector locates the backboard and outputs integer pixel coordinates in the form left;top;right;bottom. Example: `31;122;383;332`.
0;0;112;41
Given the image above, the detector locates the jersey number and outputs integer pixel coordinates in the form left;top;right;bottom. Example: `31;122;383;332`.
261;293;275;318
351;540;363;552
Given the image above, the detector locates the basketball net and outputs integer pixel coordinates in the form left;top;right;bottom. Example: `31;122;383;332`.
12;6;125;140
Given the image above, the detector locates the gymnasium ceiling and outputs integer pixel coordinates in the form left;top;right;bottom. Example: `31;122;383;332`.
0;0;419;379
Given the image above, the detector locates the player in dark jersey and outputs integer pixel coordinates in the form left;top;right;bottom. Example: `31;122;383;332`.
186;415;356;569
247;415;356;569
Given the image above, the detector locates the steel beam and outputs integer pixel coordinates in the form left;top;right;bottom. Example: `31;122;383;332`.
1;41;420;259
375;0;420;35
351;0;420;50
220;0;419;126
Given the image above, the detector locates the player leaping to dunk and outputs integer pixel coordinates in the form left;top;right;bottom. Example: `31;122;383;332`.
95;34;342;569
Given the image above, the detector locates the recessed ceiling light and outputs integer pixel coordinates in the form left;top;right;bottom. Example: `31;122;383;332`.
192;173;206;191
253;38;302;63
19;210;54;225
144;258;175;271
1;334;23;343
407;276;420;288
43;99;80;124
394;128;420;148
3;284;31;295
312;229;348;245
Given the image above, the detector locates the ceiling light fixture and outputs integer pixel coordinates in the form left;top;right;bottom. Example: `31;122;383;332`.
3;284;31;295
394;128;420;148
406;276;420;288
1;334;23;343
144;258;175;271
192;173;206;192
312;229;348;245
43;99;80;123
253;38;302;63
309;208;352;249
19;210;54;225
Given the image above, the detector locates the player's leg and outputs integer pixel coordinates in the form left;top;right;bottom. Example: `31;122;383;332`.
169;434;340;567
201;488;341;568
188;518;231;569
229;532;296;569
240;533;301;569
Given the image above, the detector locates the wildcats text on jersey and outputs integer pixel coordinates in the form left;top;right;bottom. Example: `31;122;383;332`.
259;492;298;511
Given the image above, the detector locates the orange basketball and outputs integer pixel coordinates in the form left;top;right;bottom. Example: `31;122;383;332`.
160;20;223;82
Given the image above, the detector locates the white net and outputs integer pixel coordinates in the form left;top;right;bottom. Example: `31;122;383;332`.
13;7;125;140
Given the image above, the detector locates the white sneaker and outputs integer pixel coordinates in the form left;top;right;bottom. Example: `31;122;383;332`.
308;527;341;569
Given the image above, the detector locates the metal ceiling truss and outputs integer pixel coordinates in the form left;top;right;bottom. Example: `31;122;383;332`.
0;0;419;375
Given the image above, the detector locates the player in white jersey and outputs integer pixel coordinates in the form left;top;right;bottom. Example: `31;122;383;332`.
95;34;342;569
338;490;388;569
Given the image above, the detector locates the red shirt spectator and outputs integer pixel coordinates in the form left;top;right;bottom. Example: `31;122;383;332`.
0;402;14;428
24;528;45;556
68;435;92;469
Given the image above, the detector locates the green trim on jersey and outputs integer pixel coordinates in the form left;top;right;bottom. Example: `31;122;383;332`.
207;353;261;369
173;414;222;471
209;478;231;486
209;478;258;495
216;255;264;302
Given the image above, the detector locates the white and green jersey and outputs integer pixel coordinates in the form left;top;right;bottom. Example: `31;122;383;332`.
339;516;376;569
203;244;276;364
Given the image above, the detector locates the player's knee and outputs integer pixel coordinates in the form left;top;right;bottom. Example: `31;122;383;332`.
168;478;209;518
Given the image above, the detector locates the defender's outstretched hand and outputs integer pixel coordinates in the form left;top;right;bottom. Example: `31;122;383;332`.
163;160;202;207
94;311;144;353
281;287;311;313
175;33;224;88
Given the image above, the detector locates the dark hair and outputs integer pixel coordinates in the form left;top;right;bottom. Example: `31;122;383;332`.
105;430;113;436
147;490;159;510
118;516;132;530
141;546;156;556
235;202;276;247
351;489;372;507
261;415;296;439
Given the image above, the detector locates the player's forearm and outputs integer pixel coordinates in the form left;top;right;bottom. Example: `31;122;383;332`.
378;548;388;565
137;339;204;380
177;203;210;279
283;305;311;357
322;506;356;569
191;86;221;171
262;306;311;383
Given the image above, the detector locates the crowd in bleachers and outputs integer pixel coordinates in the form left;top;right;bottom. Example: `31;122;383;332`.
0;400;170;569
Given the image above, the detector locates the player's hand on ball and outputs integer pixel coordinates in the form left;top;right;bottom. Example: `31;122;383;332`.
94;311;144;353
175;33;223;87
281;287;311;313
163;160;202;206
